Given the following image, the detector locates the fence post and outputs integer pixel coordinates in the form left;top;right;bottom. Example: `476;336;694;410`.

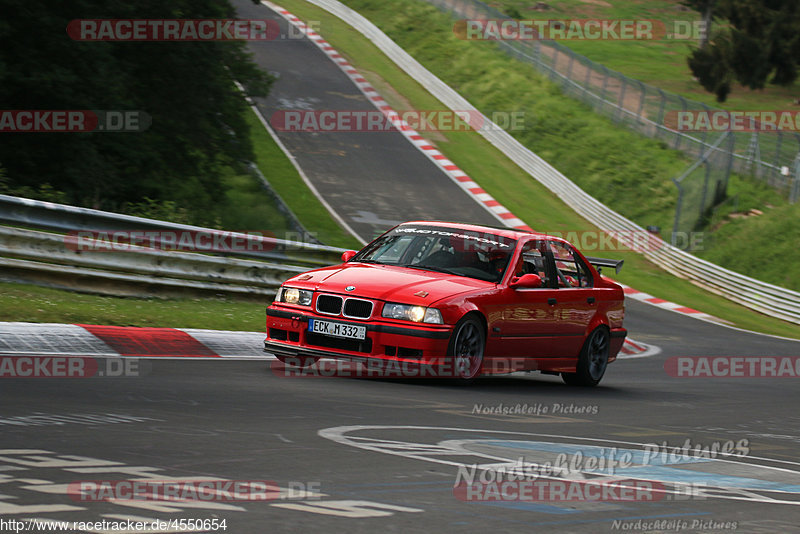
599;65;609;115
699;162;711;224
791;154;800;204
582;56;592;101
698;102;710;159
655;88;666;139
773;132;784;187
616;76;627;123
563;50;574;92
671;177;684;246
744;132;762;180
722;132;734;195
675;95;687;151
635;80;646;127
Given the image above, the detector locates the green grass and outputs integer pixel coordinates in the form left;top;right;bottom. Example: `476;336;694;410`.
0;281;264;331
492;0;799;110
216;166;292;232
267;0;800;339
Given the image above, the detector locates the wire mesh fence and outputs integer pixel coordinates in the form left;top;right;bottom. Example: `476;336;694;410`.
671;132;734;242
426;0;800;201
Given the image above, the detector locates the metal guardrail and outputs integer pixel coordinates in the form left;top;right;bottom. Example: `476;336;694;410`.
302;0;800;324
0;194;345;267
0;225;307;293
0;194;347;297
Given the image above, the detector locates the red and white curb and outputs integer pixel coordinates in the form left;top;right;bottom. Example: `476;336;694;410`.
262;1;531;232
616;337;661;359
618;283;729;325
0;322;656;360
0;323;269;360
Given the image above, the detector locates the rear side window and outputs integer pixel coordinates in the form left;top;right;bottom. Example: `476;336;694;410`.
548;241;593;288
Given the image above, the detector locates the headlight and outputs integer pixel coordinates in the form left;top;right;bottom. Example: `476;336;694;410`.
278;287;313;306
382;303;443;324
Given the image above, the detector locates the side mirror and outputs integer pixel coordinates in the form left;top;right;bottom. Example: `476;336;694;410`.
509;273;542;289
341;250;357;262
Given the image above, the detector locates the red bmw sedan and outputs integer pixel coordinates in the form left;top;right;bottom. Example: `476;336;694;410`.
265;221;626;386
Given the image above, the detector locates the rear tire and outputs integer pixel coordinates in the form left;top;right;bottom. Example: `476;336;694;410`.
561;327;609;387
447;316;485;385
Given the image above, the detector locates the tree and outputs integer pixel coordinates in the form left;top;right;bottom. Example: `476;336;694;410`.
685;0;800;102
681;0;716;49
0;0;272;222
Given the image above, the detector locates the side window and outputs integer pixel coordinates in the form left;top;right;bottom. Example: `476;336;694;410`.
514;240;550;287
548;241;593;288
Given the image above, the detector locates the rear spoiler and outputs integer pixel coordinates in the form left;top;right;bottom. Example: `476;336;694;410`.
586;257;624;275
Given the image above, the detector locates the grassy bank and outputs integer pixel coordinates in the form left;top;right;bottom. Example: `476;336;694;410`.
0;282;264;331
491;0;798;110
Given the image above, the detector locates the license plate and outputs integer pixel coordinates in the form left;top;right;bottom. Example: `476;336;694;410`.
308;318;366;340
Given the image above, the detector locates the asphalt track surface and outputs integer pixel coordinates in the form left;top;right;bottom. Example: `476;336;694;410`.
2;2;800;533
236;0;502;242
1;300;799;533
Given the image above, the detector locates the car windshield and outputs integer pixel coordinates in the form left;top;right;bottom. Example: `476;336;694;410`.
352;225;517;283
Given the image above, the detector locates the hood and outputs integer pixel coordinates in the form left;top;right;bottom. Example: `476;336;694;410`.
285;263;492;305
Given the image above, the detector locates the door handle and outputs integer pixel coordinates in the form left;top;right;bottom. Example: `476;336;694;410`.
548;298;557;306
587;297;596;304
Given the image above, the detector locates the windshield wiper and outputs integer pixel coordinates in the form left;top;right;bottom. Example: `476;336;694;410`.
400;263;464;276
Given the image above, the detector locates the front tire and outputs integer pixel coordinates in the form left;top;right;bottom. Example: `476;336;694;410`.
562;327;609;387
447;316;485;384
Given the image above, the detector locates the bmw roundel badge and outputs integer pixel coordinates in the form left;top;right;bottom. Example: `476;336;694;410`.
345;286;356;292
